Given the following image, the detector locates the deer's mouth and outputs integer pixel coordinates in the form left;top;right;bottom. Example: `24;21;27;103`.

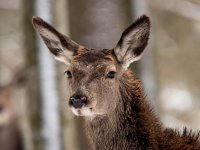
71;106;93;116
70;106;105;117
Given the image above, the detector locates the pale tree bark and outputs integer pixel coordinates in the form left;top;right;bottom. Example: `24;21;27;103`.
34;0;62;150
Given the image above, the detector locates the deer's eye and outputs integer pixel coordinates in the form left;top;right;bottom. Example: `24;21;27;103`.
106;71;116;79
64;70;72;78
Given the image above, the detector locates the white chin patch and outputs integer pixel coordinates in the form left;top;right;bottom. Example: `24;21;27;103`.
71;107;93;117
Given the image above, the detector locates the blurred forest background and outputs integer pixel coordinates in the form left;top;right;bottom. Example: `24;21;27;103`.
0;0;200;150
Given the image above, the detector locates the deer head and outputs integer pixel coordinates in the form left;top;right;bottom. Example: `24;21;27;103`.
32;15;150;117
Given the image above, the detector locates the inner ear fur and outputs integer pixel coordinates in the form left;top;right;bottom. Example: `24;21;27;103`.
114;15;150;69
32;16;84;65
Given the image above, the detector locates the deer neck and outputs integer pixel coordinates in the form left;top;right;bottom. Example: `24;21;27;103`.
85;71;162;150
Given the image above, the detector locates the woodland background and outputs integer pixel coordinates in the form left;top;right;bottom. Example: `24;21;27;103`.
0;0;200;150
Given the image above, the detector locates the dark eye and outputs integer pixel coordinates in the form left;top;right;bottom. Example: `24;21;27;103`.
64;70;72;78
106;71;116;79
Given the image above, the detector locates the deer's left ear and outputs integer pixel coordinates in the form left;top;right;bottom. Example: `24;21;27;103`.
114;15;150;69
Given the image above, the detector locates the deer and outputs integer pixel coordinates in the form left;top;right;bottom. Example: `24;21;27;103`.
32;15;200;150
0;84;24;150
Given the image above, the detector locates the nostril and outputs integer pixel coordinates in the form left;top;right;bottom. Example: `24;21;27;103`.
69;96;87;108
81;97;87;103
69;97;74;105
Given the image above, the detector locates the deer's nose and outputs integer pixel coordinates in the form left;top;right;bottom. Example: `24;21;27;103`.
69;95;87;109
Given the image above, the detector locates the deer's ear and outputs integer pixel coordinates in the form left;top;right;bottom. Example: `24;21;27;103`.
114;15;150;69
32;16;81;65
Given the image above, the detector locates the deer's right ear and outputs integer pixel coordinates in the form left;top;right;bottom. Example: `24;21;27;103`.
32;16;81;65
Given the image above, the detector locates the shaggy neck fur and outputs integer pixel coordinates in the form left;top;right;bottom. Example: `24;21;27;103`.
84;70;200;150
85;71;162;150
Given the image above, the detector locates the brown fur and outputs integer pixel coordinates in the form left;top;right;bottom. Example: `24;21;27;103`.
32;15;200;150
0;87;24;150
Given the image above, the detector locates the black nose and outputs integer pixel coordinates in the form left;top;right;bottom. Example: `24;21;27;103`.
69;95;87;109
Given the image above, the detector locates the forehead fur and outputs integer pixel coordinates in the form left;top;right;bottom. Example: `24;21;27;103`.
72;49;114;65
